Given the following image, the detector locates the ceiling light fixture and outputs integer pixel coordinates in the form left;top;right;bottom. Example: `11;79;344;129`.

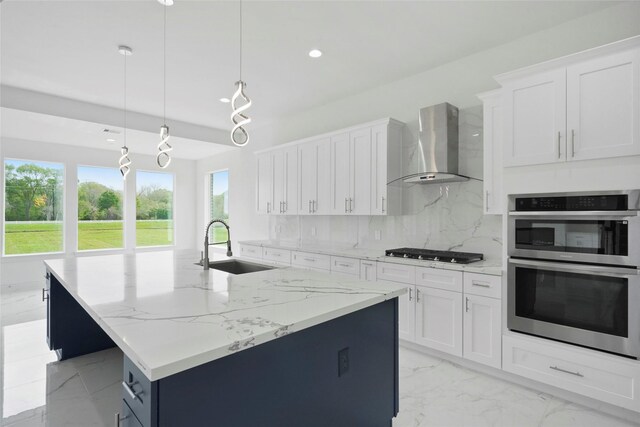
230;0;252;147
157;0;174;6
118;45;132;180
220;97;230;103
106;138;116;143
157;3;173;168
308;49;322;58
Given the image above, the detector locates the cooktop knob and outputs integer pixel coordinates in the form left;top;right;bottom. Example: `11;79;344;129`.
433;257;439;261
403;254;409;258
389;253;394;257
451;258;457;263
418;255;423;260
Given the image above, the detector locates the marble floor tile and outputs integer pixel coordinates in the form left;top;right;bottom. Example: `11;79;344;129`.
1;288;638;427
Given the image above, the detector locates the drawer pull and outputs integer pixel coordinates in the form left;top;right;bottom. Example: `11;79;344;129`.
115;413;129;427
338;263;351;268
408;288;413;301
122;381;143;401
42;288;49;302
362;262;374;267
304;258;316;262
472;282;491;288
549;365;584;377
416;288;420;303
465;297;469;312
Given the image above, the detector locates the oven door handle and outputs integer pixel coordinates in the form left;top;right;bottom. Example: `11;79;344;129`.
509;258;639;277
508;211;639;217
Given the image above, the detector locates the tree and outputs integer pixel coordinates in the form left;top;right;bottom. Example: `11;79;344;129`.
98;190;119;212
4;163;62;221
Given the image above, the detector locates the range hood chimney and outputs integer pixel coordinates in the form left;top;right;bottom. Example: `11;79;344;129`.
400;102;469;184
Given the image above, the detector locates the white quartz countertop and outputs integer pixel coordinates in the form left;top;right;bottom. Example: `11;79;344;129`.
44;250;406;382
239;240;503;276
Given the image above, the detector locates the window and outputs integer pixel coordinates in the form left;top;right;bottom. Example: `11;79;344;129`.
136;171;174;247
77;166;124;251
4;159;64;255
209;170;229;244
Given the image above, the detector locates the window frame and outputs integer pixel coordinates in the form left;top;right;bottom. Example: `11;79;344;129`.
2;157;67;257
134;169;176;248
76;164;127;253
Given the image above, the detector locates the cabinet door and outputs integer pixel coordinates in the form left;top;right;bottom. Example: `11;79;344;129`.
370;124;388;215
256;152;273;214
349;128;372;215
359;260;377;282
463;294;501;369
272;150;285;215
415;286;462;356
283;146;298;215
481;91;503;214
315;138;331;215
330;133;351;214
298;142;317;215
398;284;416;342
503;69;566;167
567;49;640;161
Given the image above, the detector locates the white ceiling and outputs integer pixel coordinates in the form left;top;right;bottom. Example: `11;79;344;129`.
0;0;622;154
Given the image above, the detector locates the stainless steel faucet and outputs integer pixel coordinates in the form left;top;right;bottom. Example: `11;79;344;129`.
203;219;232;270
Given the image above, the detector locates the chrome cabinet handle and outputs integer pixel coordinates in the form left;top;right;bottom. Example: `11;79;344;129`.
42;288;48;301
465;297;470;312
349;198;353;213
122;381;142;401
345;198;348;213
485;191;489;212
416;288;420;303
115;413;129;427
338;263;351;268
308;200;312;213
408;288;412;301
472;282;491;288
557;131;561;159
361;261;374;267
571;129;575;157
382;196;386;213
304;258;316;262
549;365;583;377
267;202;270;214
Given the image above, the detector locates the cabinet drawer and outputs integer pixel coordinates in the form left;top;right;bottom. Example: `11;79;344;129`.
503;334;640;411
121;399;144;427
123;356;157;427
263;247;291;265
463;272;501;299
239;244;262;260
377;262;415;284
330;256;360;276
416;267;462;293
292;251;330;271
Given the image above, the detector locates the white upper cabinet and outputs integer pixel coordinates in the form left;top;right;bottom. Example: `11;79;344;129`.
503;69;567;167
499;40;640;167
257;118;403;216
256;152;273;214
566;49;640;161
478;90;503;214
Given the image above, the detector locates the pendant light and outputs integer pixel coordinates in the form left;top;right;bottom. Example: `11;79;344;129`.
157;1;173;168
118;45;133;179
230;0;252;147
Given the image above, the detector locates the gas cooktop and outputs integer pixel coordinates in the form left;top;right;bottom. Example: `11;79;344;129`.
385;248;483;264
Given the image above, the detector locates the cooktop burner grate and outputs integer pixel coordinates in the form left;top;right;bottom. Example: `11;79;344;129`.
385;248;483;264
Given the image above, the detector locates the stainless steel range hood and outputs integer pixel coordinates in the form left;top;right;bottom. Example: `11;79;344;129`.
398;102;469;185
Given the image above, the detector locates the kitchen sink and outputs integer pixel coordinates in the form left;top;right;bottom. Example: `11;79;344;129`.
197;259;275;275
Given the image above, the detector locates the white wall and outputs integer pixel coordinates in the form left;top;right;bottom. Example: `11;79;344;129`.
195;2;640;252
0;138;197;288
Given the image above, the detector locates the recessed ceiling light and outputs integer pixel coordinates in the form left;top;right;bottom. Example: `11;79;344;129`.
220;97;231;103
157;0;174;6
106;138;116;143
472;133;480;137
308;49;322;58
118;45;133;56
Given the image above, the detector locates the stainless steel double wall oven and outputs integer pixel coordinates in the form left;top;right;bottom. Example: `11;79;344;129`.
507;190;640;358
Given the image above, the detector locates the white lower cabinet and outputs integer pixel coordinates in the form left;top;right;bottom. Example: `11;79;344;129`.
463;294;501;369
397;284;416;342
415;286;463;357
238;244;262;260
291;251;330;271
359;260;377;282
330;256;360;276
503;334;640;412
262;247;291;266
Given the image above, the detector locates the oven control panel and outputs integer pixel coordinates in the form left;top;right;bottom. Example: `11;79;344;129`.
515;195;628;211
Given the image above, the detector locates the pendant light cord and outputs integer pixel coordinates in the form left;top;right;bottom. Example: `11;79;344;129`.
163;4;167;124
124;51;127;148
239;0;242;80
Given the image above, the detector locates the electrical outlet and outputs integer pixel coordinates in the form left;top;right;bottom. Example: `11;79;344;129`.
338;347;349;377
374;230;381;241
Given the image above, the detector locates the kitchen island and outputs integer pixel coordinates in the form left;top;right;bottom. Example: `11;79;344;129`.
44;250;406;427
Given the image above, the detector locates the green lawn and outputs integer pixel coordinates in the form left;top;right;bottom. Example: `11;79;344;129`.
4;220;174;254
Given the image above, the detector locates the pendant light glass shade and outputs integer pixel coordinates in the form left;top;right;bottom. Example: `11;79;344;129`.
231;80;251;146
157;124;172;167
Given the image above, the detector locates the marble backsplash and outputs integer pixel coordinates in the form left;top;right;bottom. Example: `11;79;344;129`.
268;106;503;262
